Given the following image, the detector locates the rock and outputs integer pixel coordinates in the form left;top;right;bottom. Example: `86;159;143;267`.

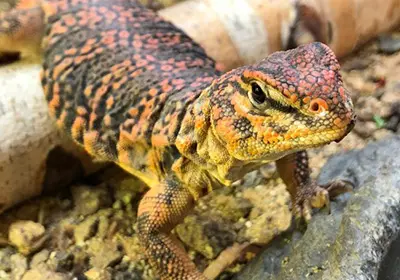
176;215;236;259
353;120;377;138
372;129;395;141
8;221;47;256
22;265;68;280
341;57;372;71
48;251;76;274
239;182;291;244
356;96;382;121
207;194;252;222
381;89;400;104
85;267;112;280
73;216;100;246
378;33;400;54
10;253;27;280
71;184;112;216
235;136;400;280
87;239;123;269
0;270;9;280
30;249;50;267
344;74;376;95
378;230;400;279
0;247;14;272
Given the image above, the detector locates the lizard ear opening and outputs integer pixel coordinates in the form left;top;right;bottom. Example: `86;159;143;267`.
248;82;269;110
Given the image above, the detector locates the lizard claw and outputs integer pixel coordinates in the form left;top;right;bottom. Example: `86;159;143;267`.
293;179;353;225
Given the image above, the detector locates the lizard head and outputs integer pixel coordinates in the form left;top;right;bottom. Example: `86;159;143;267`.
207;42;356;161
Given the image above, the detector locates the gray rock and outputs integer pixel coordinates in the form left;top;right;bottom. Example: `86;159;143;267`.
235;136;400;280
378;34;400;54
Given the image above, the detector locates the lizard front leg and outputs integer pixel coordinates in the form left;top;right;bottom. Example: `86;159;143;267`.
137;178;207;280
276;150;352;223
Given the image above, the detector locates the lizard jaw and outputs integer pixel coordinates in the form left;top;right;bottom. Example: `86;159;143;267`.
334;114;356;143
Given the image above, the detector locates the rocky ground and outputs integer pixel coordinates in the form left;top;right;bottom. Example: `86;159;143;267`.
0;20;400;280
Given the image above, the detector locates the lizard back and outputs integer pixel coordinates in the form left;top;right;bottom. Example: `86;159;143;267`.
40;0;220;185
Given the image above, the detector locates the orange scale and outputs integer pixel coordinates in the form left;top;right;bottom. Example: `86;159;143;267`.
303;96;311;104
87;53;95;60
64;48;77;56
149;88;158;97
94;47;104;54
48;94;60;115
136;59;148;67
130;69;143;78
53;55;62;63
74;55;87;64
53;62;69;78
119;30;130;39
84;86;93;97
334;118;345;128
119;40;129;47
76;106;87;116
102;36;114;45
339;87;346;98
103;115;112;126
105;97;114;110
283;89;290;98
71;117;86;140
161;65;173;71
83;131;101;155
94;85;108;100
52;23;68;35
132;40;143;48
64;16;76;26
101;74;112;84
78;18;88;25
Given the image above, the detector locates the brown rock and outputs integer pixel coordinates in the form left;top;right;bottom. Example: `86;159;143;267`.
30;249;50;267
8;221;47;256
71;184;112;216
373;129;395;141
84;267;112;280
73;216;99;246
176;215;236;259
87;239;123;269
10;253;27;280
353;121;377;138
240;182;291;244
22;263;68;280
357;96;382;121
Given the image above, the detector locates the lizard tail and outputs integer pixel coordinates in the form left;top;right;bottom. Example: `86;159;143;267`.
0;0;44;59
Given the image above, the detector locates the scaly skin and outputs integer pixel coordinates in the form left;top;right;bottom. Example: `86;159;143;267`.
0;1;356;279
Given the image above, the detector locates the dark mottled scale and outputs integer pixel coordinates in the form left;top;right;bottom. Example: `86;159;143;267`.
40;0;220;172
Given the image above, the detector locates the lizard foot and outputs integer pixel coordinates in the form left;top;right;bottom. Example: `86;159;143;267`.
293;179;353;224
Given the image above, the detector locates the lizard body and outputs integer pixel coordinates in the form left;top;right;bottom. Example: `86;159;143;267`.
0;1;356;279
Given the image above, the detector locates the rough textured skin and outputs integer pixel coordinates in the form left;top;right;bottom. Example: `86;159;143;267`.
0;1;356;279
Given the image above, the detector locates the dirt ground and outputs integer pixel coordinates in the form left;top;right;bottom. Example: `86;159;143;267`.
0;25;400;280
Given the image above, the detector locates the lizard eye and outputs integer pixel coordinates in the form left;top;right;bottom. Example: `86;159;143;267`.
249;82;268;108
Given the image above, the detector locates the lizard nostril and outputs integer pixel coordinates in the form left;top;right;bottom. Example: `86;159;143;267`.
309;98;328;113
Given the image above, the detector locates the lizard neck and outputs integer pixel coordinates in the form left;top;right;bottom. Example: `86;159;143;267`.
174;86;259;187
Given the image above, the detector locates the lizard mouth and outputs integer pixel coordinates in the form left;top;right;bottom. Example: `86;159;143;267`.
280;126;353;151
334;115;356;143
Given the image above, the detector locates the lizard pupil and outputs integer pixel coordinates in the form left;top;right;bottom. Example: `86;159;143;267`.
251;83;266;104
